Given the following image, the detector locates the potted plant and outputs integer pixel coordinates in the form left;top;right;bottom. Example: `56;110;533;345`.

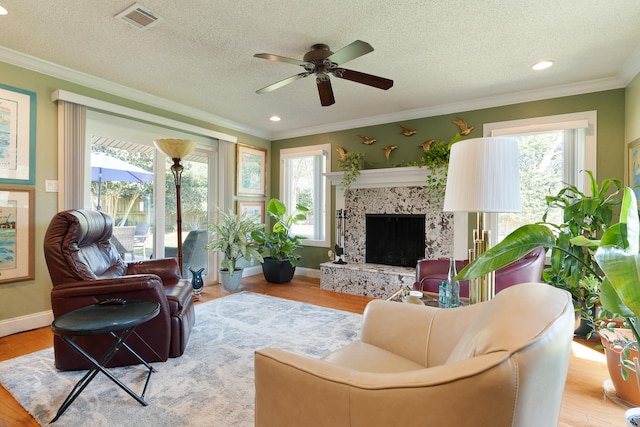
587;187;640;408
458;171;622;335
338;151;365;194
252;198;308;284
205;208;264;292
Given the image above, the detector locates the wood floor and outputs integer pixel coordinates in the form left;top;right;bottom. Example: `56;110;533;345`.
0;275;627;426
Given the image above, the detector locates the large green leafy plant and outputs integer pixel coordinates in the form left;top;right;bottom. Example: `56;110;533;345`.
252;199;308;267
579;188;640;379
457;171;622;328
205;209;264;276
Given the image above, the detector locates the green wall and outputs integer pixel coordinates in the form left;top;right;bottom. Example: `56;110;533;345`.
272;89;627;269
0;60;270;324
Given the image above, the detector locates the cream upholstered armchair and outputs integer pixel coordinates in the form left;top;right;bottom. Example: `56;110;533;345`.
254;283;574;427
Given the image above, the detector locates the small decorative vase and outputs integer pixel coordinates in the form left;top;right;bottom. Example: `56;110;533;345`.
190;267;205;296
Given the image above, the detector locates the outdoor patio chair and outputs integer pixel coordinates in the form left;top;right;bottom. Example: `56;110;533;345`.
133;223;151;258
112;225;136;261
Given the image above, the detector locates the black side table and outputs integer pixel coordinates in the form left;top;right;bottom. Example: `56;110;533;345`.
50;299;160;423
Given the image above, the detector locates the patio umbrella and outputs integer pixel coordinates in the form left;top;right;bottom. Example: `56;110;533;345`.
91;152;154;210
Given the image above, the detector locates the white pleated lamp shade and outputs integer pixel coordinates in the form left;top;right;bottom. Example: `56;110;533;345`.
443;137;521;213
153;138;196;159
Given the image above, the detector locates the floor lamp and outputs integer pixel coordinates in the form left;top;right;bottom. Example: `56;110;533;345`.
154;138;196;276
443;137;521;304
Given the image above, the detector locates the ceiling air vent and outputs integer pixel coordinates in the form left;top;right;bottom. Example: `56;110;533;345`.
114;3;162;30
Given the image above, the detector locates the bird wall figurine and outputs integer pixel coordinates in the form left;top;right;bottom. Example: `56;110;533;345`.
399;124;416;137
358;135;376;145
452;117;475;136
336;146;347;160
383;145;398;160
419;139;436;151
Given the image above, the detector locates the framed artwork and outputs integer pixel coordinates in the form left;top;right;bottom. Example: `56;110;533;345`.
0;186;34;284
0;84;36;185
237;200;265;224
237;144;267;196
629;137;640;201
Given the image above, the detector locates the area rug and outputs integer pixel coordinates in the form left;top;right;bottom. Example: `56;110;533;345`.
0;292;363;426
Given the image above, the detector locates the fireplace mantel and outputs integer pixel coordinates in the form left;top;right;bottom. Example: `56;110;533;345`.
325;166;429;189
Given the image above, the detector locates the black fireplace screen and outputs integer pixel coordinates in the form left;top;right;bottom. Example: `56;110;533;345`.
365;214;425;267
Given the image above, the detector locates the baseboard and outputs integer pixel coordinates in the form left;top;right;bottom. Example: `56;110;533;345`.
242;265;320;279
0;310;54;338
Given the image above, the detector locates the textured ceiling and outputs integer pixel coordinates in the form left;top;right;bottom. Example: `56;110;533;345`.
1;0;639;140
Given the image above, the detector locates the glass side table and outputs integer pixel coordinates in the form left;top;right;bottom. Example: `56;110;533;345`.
50;299;160;423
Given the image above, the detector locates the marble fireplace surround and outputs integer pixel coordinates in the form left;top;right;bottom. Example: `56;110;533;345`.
322;167;468;298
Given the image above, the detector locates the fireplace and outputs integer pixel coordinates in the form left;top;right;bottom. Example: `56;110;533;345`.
321;167;462;299
366;214;425;267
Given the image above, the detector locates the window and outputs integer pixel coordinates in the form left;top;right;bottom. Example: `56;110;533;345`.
86;110;219;281
484;111;597;243
280;144;331;247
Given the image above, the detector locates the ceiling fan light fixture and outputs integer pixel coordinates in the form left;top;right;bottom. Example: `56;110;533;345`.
532;60;554;71
254;40;393;107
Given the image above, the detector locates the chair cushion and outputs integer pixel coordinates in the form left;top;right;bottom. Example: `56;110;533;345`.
322;341;426;373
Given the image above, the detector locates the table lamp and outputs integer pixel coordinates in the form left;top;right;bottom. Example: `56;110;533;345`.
153;138;196;275
443;137;521;303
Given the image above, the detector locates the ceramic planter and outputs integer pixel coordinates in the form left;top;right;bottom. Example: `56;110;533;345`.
261;257;295;284
601;328;640;406
627;407;640;426
219;268;243;292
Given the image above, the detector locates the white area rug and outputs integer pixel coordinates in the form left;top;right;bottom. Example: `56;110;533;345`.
0;292;362;426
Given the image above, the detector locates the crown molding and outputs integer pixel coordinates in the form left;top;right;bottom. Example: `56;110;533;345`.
271;76;627;140
2;45;637;143
619;45;640;85
0;46;271;140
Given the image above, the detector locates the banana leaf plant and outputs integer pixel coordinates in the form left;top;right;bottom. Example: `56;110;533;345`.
578;187;640;380
458;171;622;312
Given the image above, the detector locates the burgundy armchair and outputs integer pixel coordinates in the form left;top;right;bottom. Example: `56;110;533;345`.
44;209;195;371
414;247;545;297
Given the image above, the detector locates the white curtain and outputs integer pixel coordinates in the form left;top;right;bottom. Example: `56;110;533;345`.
56;101;87;210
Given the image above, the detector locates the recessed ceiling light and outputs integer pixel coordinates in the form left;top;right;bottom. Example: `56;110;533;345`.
532;60;554;71
269;115;281;122
0;5;8;15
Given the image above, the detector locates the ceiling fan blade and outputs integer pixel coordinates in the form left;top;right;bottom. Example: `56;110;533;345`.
256;72;310;94
334;68;394;90
253;53;309;67
327;40;373;65
316;75;335;106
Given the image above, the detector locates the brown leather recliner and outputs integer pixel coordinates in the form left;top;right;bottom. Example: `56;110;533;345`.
44;209;196;371
414;247;545;297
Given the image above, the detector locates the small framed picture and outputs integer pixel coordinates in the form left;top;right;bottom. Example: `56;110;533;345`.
0;186;35;284
237;200;265;224
237;144;267;197
0;84;36;185
629;138;640;201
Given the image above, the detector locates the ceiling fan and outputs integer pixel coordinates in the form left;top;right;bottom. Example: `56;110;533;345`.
253;40;394;106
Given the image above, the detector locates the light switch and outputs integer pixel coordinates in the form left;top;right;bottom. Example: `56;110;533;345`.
45;180;58;192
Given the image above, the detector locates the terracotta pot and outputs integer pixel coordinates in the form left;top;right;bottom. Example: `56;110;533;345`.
601;328;640;406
